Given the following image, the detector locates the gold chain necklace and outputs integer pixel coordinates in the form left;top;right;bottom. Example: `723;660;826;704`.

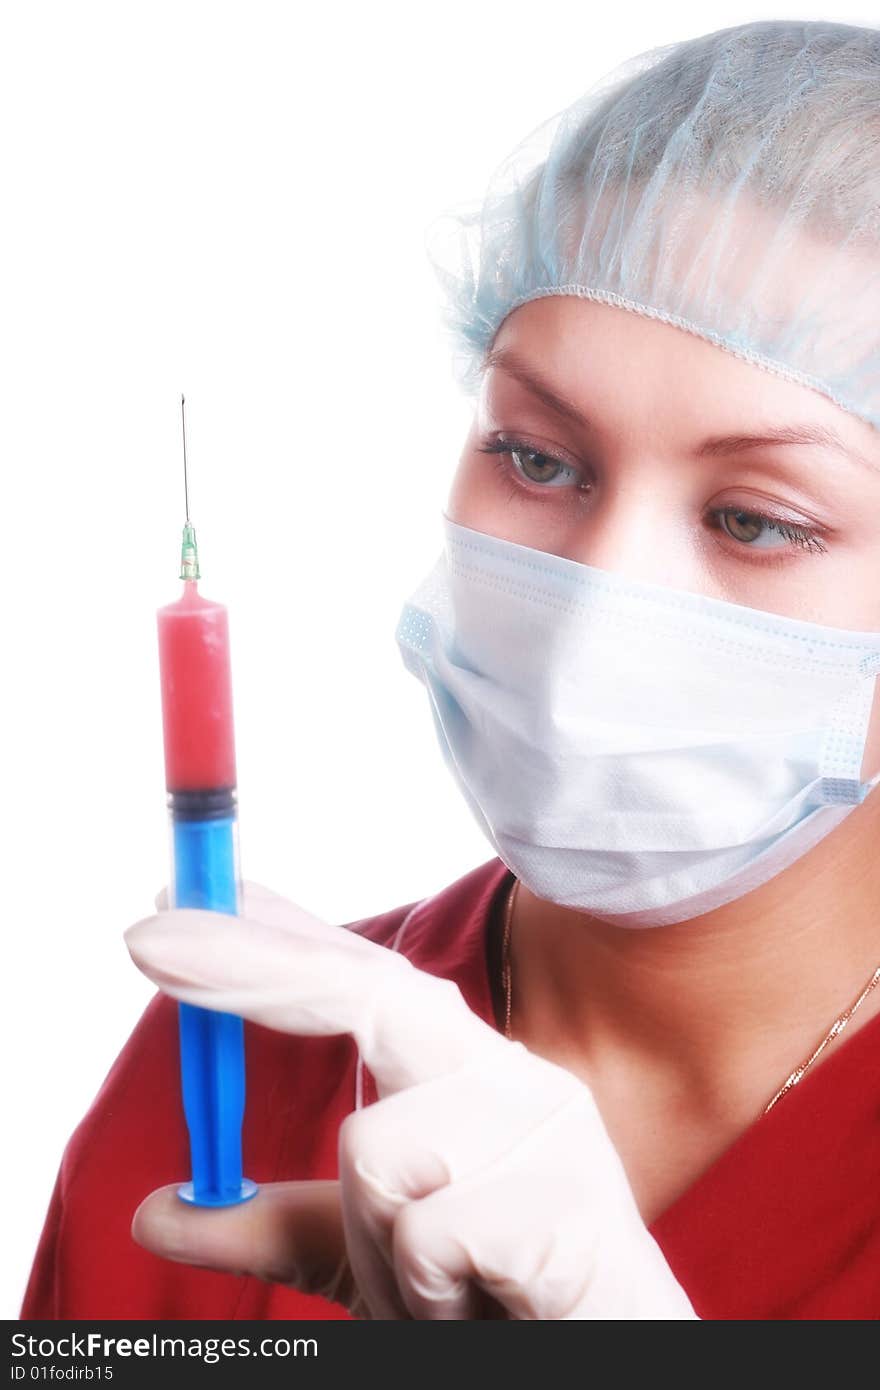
500;875;880;1115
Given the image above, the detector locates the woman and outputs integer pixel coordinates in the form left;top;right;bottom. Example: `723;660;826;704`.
22;17;880;1319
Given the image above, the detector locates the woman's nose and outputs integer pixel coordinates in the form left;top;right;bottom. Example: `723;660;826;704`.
560;490;691;590
558;492;647;572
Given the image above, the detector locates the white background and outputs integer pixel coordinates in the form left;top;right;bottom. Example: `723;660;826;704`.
2;0;866;1317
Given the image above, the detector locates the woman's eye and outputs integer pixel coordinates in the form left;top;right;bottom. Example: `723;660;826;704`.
476;440;828;557
477;438;581;488
711;507;827;555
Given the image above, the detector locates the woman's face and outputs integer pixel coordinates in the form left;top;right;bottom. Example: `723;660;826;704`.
445;294;880;775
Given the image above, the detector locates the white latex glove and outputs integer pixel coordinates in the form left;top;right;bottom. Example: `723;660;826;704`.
124;881;698;1321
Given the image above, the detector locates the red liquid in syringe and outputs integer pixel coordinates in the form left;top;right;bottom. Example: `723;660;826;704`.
157;580;237;792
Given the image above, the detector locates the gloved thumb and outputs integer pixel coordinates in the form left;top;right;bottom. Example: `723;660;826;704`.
131;1180;367;1315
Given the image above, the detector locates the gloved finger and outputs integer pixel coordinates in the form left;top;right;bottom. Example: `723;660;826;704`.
393;1141;694;1320
339;1038;590;1213
124;905;506;1098
152;880;290;918
336;1050;593;1320
131;1179;369;1315
337;1061;696;1321
389;1159;593;1320
380;1089;670;1321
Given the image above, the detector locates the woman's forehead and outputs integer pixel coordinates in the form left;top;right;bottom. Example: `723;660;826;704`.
486;292;880;467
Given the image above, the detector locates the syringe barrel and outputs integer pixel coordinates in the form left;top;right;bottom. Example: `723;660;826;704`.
157;583;256;1209
167;789;255;1206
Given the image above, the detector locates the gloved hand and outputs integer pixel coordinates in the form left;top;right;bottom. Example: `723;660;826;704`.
124;881;698;1320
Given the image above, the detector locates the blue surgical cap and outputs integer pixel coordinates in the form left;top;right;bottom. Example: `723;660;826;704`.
425;19;880;435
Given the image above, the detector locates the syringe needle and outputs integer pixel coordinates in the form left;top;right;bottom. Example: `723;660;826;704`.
181;393;190;525
179;393;201;582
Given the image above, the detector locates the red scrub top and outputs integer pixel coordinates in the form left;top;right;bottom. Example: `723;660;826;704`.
20;856;880;1320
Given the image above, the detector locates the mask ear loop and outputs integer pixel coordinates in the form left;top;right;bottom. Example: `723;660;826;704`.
817;651;880;805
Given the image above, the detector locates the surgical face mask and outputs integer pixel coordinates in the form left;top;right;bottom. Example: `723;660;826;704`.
395;514;880;928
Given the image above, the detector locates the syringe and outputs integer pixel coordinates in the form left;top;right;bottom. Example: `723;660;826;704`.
155;396;258;1208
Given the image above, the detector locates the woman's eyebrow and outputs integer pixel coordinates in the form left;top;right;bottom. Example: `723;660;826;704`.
696;423;878;472
484;346;879;473
484;347;592;432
